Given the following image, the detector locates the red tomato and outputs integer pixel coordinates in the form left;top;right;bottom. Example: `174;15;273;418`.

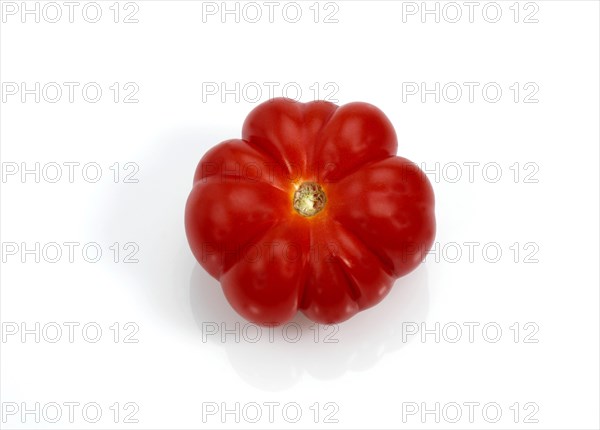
185;98;435;325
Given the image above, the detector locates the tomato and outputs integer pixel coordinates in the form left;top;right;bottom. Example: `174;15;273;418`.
185;98;435;325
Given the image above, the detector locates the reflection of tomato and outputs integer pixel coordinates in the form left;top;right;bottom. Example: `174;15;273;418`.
185;98;435;325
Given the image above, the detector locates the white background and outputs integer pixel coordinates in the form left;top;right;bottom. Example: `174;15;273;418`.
1;1;599;429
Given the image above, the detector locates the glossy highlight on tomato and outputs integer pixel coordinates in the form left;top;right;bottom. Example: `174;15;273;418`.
185;98;435;325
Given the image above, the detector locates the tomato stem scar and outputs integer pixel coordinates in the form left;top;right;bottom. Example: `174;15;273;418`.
293;182;327;217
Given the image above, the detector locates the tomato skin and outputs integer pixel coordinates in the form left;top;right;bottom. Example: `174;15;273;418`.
185;98;435;325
